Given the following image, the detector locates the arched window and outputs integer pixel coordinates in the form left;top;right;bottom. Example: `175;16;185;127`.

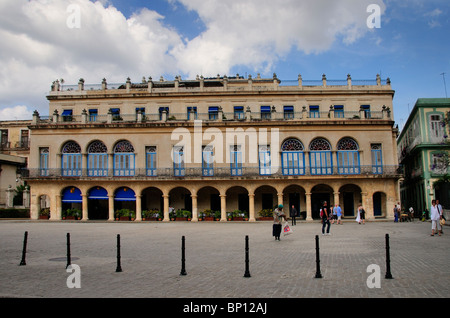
309;138;332;175
281;138;305;175
337;137;360;174
61;141;82;176
113;140;135;176
87;141;108;177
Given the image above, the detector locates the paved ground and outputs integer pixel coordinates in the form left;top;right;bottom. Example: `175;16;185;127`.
0;219;448;300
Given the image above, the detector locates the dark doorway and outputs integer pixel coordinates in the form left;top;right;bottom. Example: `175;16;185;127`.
210;193;220;211
311;193;330;219
373;192;382;216
238;193;249;213
343;192;354;216
289;193;300;216
262;193;274;210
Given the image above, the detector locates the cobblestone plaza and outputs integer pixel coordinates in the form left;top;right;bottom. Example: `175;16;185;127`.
0;219;448;299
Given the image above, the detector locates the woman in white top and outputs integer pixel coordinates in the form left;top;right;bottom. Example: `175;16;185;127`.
430;200;442;236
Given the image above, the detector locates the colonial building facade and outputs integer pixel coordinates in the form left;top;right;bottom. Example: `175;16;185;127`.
397;98;450;215
26;73;401;221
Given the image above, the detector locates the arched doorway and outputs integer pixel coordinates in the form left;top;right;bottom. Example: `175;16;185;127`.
339;184;362;217
311;184;333;219
226;186;249;215
169;187;192;212
114;187;136;217
197;186;220;212
88;186;108;220
283;184;306;220
255;185;277;213
61;186;82;219
141;187;163;218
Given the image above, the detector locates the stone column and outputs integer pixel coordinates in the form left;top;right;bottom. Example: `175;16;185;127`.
108;195;115;221
305;192;313;221
333;192;340;207
277;192;283;207
5;186;14;208
81;194;88;221
30;194;39;220
55;194;62;220
23;187;30;208
163;194;170;222
248;193;255;222
191;195;198;222
220;194;227;221
135;195;142;221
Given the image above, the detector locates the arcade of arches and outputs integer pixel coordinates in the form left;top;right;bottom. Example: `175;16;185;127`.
30;179;396;221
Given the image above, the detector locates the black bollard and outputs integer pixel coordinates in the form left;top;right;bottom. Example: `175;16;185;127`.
385;233;393;279
116;234;122;272
244;235;251;278
66;233;71;269
180;236;187;276
19;231;28;266
314;235;322;278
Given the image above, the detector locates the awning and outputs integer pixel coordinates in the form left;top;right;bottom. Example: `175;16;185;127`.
234;106;244;111
208;106;219;112
88;187;108;200
62;110;73;116
62;187;82;203
114;187;136;201
309;105;319;110
334;105;343;110
284;106;294;111
260;106;271;112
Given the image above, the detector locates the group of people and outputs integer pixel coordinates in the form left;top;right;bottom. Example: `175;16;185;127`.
394;200;446;236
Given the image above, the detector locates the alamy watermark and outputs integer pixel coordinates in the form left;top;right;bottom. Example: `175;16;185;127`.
66;4;81;29
367;4;381;29
66;264;81;288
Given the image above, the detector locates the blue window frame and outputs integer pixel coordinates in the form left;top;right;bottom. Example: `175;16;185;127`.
135;107;145;120
371;144;383;174
260;106;271;119
284;106;294;119
61;141;82;176
173;146;185;176
159;107;169;120
110;108;121;121
202;145;214;176
334;105;344;118
309;138;332;175
146;146;157;176
281;138;305;175
234;106;244;119
362;105;371;118
337;138;360;174
208;106;219;120
113;141;135;176
230;145;242;176
39;148;49;176
62;109;73;122
187;107;197;120
259;145;271;175
337;151;360;174
309;105;319;118
87;140;108;177
89;109;98;122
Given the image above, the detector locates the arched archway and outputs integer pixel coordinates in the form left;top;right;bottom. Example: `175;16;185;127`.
226;186;249;216
87;140;108;176
255;185;278;214
311;184;333;219
339;184;362;217
141;187;164;219
61;186;82;219
283;184;306;219
197;186;220;213
87;186;108;220
168;186;192;212
373;191;387;217
61;141;82;176
114;186;136;219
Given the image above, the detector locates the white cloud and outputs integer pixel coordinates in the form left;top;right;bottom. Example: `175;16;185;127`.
0;0;386;119
0;105;33;121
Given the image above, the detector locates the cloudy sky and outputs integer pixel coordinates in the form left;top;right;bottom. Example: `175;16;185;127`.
0;0;449;131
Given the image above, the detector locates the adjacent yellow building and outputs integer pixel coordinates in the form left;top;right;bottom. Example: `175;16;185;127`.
25;73;402;221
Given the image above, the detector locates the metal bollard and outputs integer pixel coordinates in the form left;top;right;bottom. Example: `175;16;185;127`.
19;231;28;266
180;236;187;276
385;233;393;279
244;235;251;278
66;233;71;269
116;234;122;272
314;235;322;278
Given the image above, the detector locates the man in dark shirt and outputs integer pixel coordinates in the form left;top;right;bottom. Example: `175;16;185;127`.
321;201;331;235
290;205;298;226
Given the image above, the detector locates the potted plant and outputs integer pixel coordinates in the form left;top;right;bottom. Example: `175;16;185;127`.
258;209;273;221
142;210;152;221
202;209;214;221
214;210;221;221
63;208;80;220
39;208;50;219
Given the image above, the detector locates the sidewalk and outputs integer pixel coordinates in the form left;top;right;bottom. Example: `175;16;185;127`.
0;219;448;298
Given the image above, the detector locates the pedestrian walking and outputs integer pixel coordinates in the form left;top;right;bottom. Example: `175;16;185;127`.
430;200;442;236
321;201;331;235
356;203;365;224
290;205;298;226
436;199;444;234
331;204;337;224
335;204;342;224
394;204;399;222
273;205;286;241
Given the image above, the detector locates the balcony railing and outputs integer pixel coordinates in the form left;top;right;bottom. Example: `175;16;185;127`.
22;165;403;180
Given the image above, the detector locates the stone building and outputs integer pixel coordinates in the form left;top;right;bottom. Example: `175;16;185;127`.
25;73;402;221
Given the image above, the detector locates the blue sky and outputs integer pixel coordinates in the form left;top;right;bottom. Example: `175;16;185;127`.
0;0;449;132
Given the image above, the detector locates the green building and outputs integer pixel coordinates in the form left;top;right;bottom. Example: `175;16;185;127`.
397;98;450;216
